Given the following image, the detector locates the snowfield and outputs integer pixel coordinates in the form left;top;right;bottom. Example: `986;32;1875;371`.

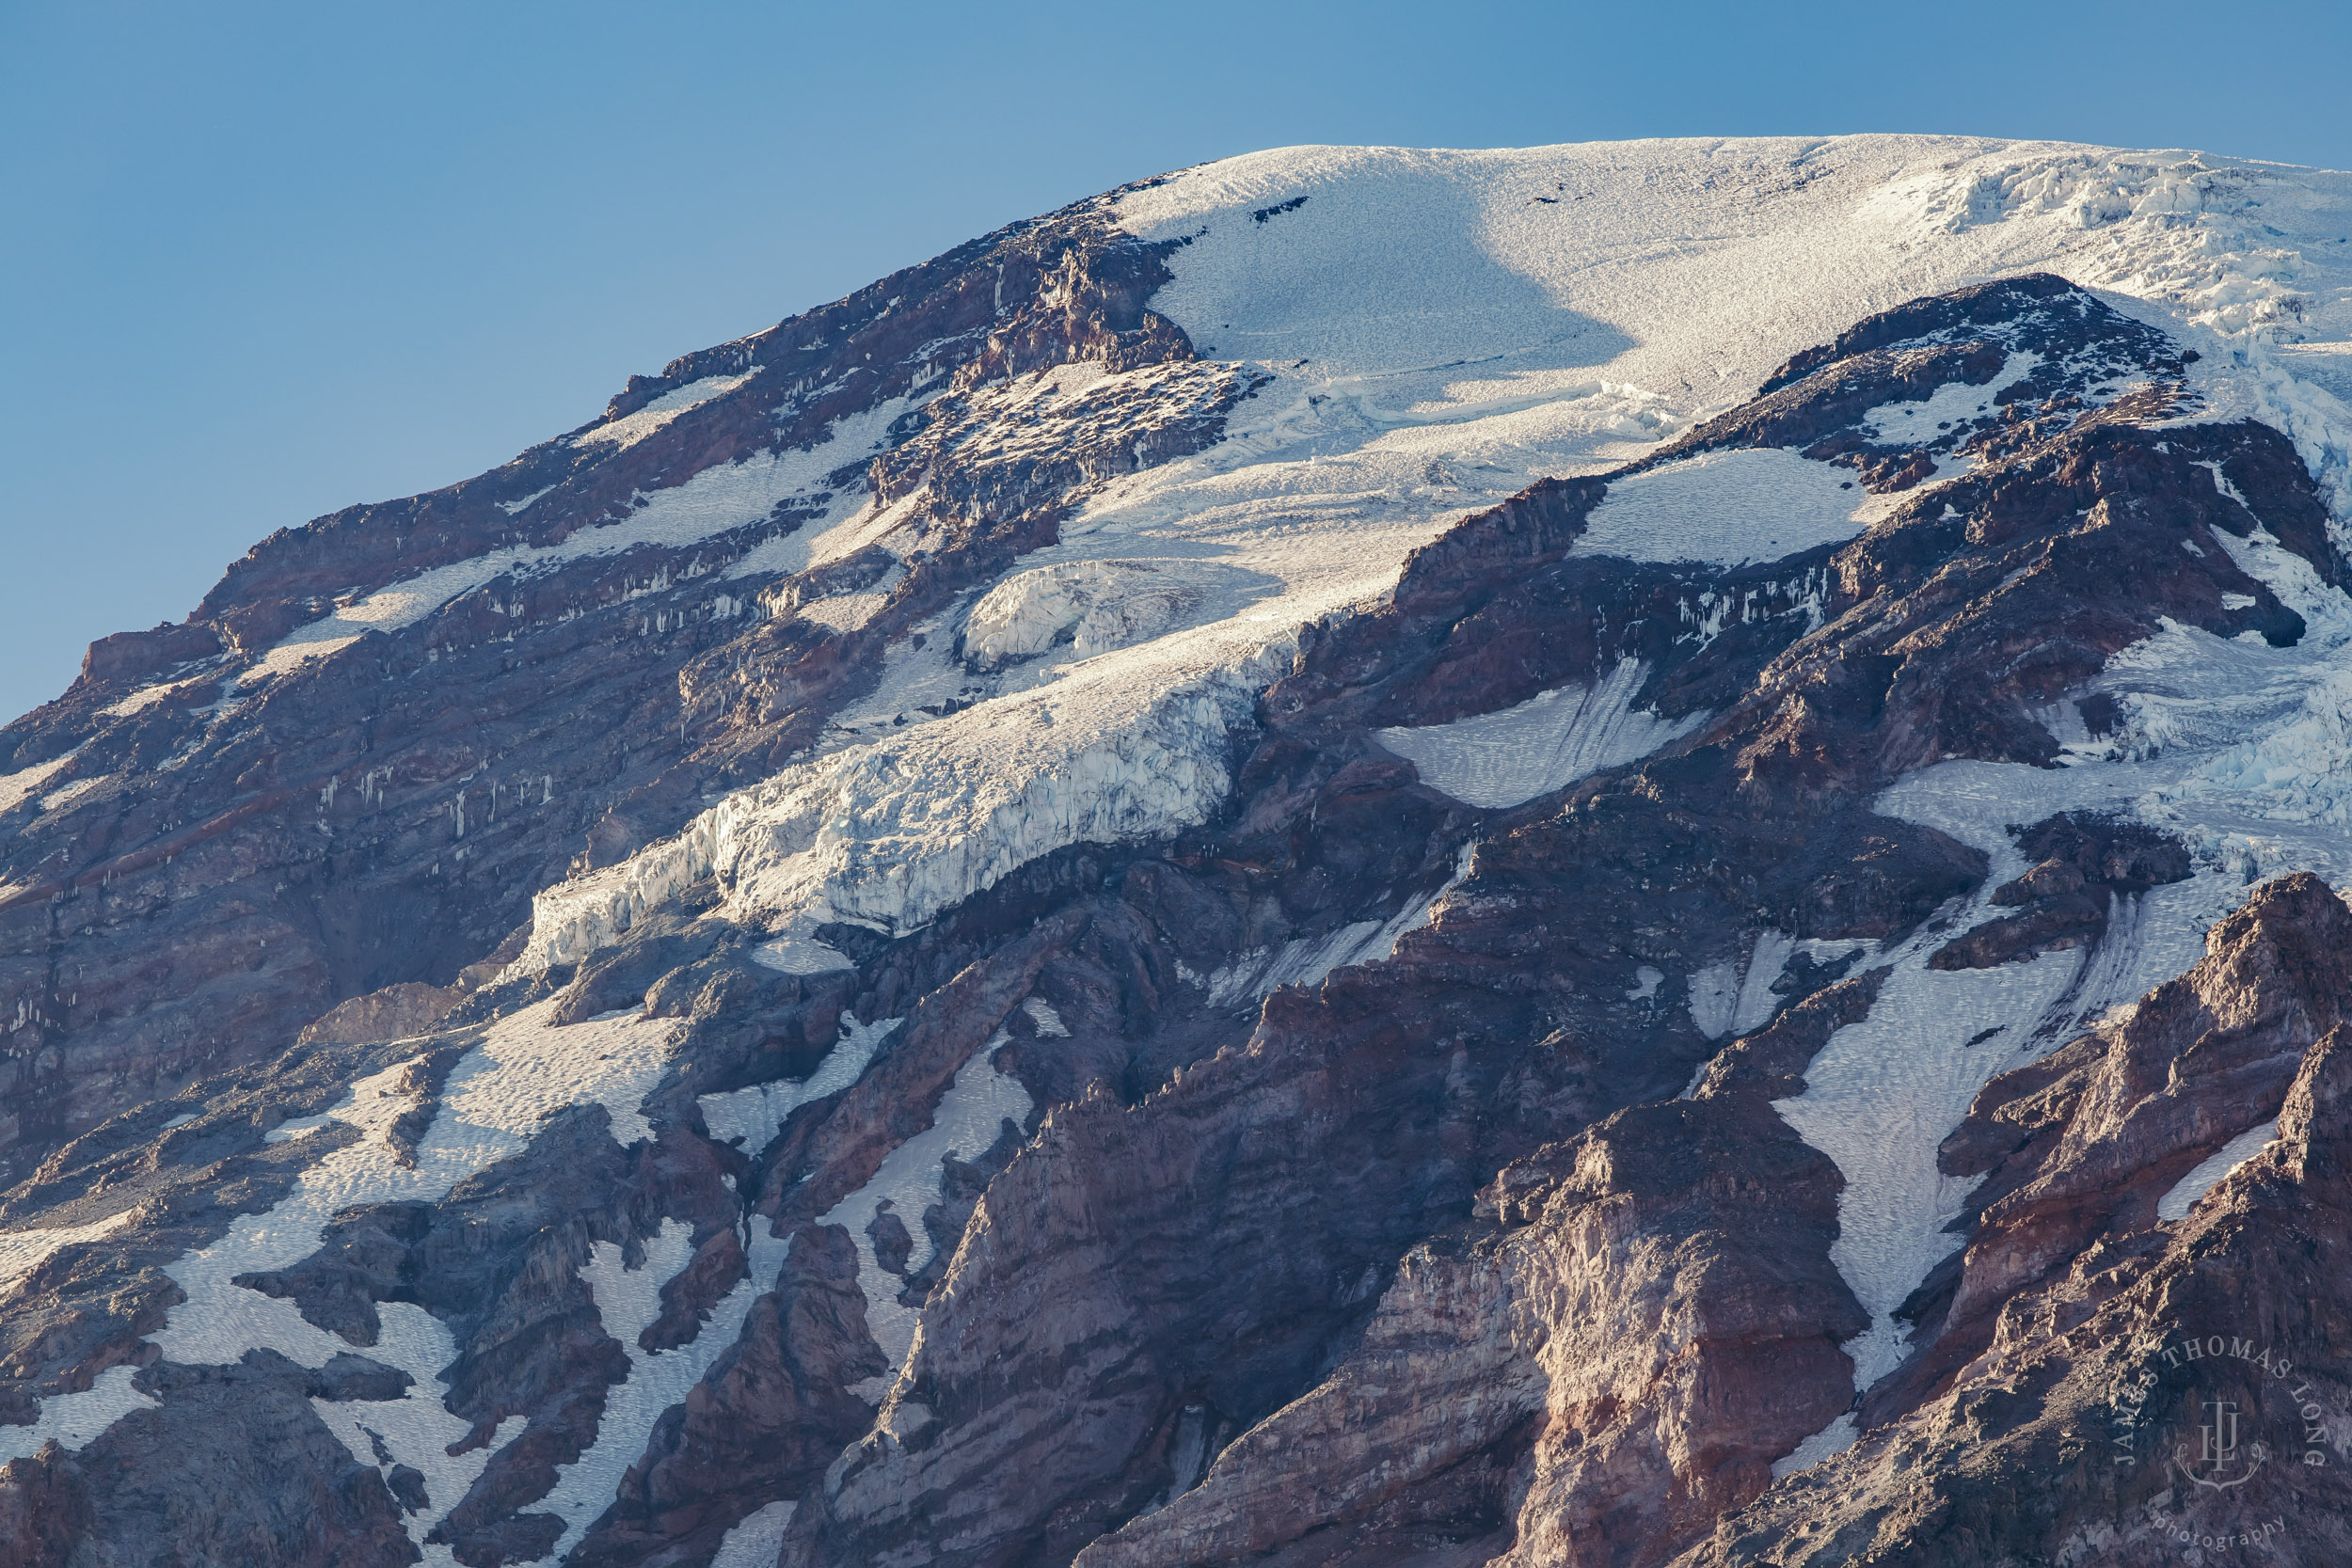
1577;449;1871;565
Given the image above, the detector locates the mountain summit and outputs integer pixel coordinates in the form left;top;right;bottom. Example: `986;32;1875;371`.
5;135;2352;1566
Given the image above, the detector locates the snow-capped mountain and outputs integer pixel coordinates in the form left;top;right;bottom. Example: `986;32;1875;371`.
6;134;2352;1566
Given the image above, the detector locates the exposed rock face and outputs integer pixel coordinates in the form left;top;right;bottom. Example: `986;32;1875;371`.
8;137;2352;1568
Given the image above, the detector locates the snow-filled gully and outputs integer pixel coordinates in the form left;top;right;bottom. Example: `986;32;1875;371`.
818;1035;1034;1391
1770;497;2352;1472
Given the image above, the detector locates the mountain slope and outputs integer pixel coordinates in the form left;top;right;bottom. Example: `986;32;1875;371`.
5;135;2352;1568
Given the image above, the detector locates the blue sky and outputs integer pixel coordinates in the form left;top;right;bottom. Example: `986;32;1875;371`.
5;0;2350;723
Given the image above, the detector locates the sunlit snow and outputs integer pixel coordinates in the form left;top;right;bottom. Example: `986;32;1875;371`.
572;371;759;451
1;1002;689;1565
1375;658;1704;809
39;133;2352;1518
818;1037;1032;1392
1579;450;1870;566
0;1208;137;1298
711;1499;798;1568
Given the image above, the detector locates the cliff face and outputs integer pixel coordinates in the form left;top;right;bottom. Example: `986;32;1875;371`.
6;135;2352;1568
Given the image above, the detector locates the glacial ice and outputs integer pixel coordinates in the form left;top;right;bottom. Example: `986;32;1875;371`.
513;140;2352;1006
963;559;1245;669
1120;140;2350;472
43;134;2352;1517
520;638;1297;973
749;930;857;975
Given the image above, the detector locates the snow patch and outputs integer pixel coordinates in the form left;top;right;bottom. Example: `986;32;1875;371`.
247;395;912;683
1199;841;1476;1008
1;998;680;1529
1580;449;1870;567
697;1012;899;1154
1687;959;1740;1043
0;748;83;815
1772;1413;1859;1480
573;371;758;451
2158;1120;2280;1221
536;1215;792;1564
1779;938;2084;1390
0;1208;137;1298
712;1500;799;1568
1687;929;1842;1041
1375;659;1703;810
1859;351;2041;442
262;1113;335;1144
35;775;107;813
0;1366;158;1457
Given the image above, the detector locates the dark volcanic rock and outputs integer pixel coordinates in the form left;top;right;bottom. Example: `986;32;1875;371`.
3;1351;415;1568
